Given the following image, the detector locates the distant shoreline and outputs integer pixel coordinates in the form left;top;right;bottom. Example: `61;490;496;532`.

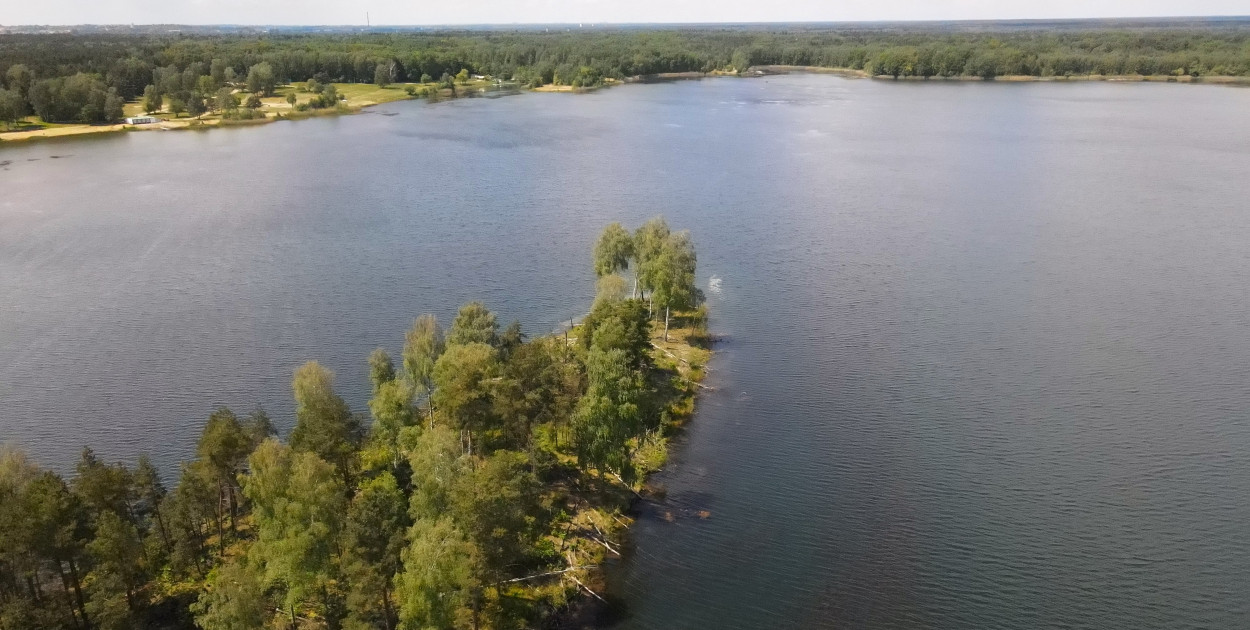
4;67;1246;146
752;64;1250;84
0;80;504;145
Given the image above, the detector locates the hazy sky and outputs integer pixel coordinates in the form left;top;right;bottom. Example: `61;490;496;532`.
7;0;1249;26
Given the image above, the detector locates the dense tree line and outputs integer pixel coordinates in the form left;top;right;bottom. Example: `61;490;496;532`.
1;24;1249;123
0;218;705;630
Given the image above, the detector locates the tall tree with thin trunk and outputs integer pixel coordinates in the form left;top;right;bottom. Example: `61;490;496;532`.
403;314;446;423
290;361;364;488
244;440;347;628
649;230;700;341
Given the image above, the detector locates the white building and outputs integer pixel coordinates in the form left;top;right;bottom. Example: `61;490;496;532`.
125;116;159;125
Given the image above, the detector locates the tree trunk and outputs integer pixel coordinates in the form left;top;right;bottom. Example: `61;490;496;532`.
215;489;225;558
192;519;208;578
381;584;395;630
664;306;670;342
228;484;239;538
55;562;80;629
66;557;88;629
153;503;171;552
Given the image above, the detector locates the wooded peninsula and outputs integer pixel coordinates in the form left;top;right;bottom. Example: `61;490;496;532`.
1;20;1249;140
0;218;709;630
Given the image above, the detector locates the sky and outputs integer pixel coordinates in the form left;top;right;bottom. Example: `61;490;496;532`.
5;0;1249;26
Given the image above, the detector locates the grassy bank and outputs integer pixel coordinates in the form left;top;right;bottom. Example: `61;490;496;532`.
0;79;495;144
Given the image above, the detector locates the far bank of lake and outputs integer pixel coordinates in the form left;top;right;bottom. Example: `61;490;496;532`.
5;65;1248;146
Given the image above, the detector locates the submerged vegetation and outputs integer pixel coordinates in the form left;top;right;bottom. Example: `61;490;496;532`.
0;219;711;630
2;21;1250;129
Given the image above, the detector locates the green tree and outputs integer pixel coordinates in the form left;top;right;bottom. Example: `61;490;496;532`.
5;64;33;100
72;447;133;521
365;375;418;473
0;88;26;127
450;450;544;587
28;73;119;123
649;230;700;340
243;407;277;449
447;302;498;347
244;440;347;628
191;558;269;630
195;407;251;552
374;61;394;87
399;429;544;627
209;58;227;85
593;222;635;287
86;510;146;622
455;68;471;84
594;274;629;306
196;74;218;95
246;62;277;96
580;296;652;369
403;314;446;404
166;463;215;579
493;337;582;450
27;471;92;627
431;343;500;454
186;92;207;116
0;449;68;628
103;88;124;122
342;472;408;630
132;455;171;552
633;216;672;306
405;425;464;520
214;86;238;112
290;361;364;486
141;84;162;113
395;517;475;630
369;347;397;394
571;348;646;480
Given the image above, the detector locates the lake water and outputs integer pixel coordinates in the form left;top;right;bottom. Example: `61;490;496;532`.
4;75;1250;628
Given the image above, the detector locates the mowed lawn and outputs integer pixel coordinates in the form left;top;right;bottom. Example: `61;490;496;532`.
263;82;430;110
2;80;497;141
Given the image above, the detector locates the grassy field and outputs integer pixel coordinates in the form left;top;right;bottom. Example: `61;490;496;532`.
0;80;504;143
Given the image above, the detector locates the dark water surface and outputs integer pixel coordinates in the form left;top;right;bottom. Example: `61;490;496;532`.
4;75;1250;628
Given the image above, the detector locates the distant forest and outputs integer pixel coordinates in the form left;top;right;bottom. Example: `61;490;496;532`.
1;23;1249;123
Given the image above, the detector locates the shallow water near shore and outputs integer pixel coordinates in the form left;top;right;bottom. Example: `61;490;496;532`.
4;75;1250;628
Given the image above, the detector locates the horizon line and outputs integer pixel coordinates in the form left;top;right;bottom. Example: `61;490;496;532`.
5;15;1250;29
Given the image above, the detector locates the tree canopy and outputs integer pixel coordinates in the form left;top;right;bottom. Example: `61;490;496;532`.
0;218;706;630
